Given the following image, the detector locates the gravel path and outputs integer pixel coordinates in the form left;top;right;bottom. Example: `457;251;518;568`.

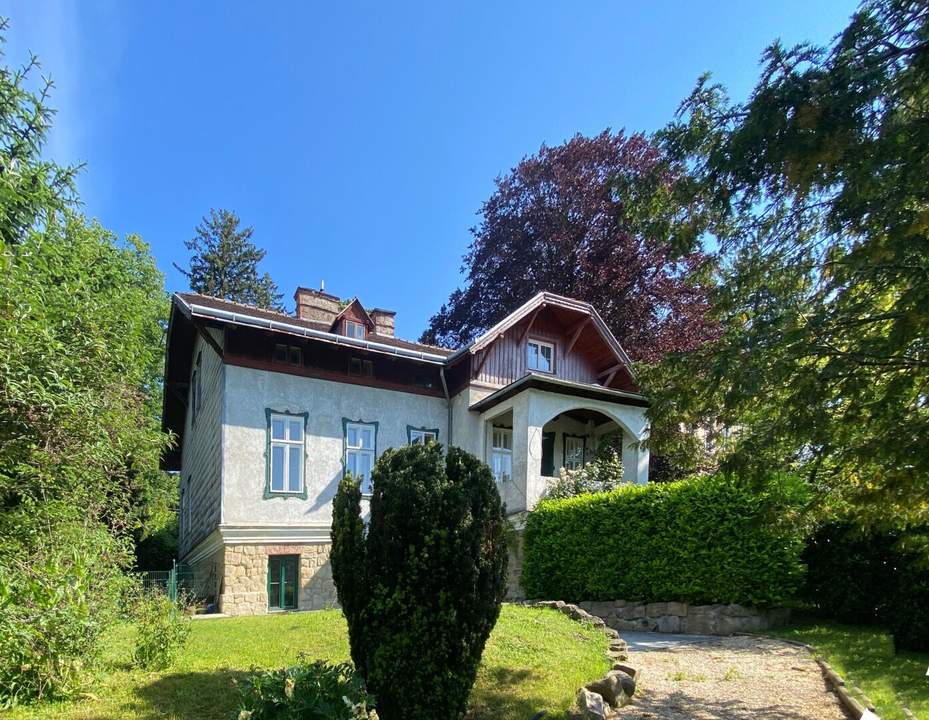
619;633;849;720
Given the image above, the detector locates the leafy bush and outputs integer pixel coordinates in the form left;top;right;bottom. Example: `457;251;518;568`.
234;657;376;720
545;433;624;500
331;443;508;720
0;519;129;707
132;589;191;670
804;523;929;652
523;473;807;607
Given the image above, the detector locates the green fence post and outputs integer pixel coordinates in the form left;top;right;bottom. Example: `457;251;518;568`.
168;559;177;602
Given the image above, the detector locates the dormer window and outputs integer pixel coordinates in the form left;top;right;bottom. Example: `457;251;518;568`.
344;320;365;339
527;339;554;373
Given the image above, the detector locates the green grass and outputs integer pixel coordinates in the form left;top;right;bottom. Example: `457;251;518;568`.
6;604;609;720
766;620;929;720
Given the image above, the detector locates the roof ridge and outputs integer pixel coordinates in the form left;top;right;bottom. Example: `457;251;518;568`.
175;291;455;354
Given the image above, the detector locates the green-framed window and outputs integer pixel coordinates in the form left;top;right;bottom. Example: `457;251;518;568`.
407;425;439;446
343;418;378;495
264;408;309;499
267;554;299;610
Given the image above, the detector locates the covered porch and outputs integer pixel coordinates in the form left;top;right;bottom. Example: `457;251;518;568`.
469;373;649;514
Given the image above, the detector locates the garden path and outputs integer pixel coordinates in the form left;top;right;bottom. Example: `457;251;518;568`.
619;633;849;720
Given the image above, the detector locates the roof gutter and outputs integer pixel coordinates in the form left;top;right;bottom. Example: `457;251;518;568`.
179;297;449;365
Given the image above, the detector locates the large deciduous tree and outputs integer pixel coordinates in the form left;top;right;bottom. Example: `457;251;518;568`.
176;208;283;310
421;130;716;363
644;0;929;529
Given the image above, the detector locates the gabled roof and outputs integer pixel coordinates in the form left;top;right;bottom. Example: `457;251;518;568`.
175;293;453;360
446;291;636;378
330;297;375;332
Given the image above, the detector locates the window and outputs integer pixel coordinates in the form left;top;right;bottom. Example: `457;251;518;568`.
345;421;376;494
267;555;299;610
527;339;554;373
413;370;433;389
349;357;374;377
269;413;305;494
409;427;438;445
344;320;365;339
491;427;512;483
564;435;586;471
274;343;302;366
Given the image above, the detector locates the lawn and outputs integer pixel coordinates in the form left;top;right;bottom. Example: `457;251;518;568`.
6;604;609;720
767;620;929;720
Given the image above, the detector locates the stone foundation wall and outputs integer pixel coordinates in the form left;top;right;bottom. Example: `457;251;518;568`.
577;599;790;635
505;532;525;601
219;542;338;616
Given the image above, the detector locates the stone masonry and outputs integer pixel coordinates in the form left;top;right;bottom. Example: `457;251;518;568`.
577;599;790;635
219;542;338;616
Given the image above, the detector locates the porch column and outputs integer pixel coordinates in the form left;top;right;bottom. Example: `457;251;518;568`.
509;393;533;514
622;430;650;485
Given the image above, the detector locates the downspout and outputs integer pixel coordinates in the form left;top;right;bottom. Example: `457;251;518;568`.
440;366;452;447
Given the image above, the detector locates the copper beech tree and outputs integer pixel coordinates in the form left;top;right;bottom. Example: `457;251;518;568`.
421;130;717;364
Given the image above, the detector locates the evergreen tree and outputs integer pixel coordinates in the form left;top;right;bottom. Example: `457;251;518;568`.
176;208;283;310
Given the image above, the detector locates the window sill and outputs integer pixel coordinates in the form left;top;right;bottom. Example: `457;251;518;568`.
263;489;308;500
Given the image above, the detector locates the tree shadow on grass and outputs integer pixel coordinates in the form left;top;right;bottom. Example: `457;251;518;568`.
466;666;561;720
122;668;246;720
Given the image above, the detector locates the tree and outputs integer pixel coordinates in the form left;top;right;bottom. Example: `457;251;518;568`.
331;444;508;720
0;20;171;703
176;208;283;310
421;130;717;363
645;0;929;529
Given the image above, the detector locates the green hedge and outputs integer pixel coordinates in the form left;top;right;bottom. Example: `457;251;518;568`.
804;523;929;652
522;474;807;608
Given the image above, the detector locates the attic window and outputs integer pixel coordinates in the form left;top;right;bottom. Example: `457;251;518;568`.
344;320;365;339
274;343;302;366
527;339;554;373
349;357;374;377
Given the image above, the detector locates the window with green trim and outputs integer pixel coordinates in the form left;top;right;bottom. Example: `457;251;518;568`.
269;413;305;493
408;426;438;445
345;421;376;494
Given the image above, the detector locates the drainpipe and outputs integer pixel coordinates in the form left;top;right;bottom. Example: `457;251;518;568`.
439;367;452;447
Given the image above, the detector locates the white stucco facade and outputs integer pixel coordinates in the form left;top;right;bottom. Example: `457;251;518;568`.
222;365;449;527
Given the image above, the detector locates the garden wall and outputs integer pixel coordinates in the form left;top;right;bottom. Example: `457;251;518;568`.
577;599;789;635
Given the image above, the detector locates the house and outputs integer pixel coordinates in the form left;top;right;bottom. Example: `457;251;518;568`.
162;287;650;615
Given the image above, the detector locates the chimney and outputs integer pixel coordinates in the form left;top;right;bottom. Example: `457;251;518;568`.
294;287;340;325
370;308;396;337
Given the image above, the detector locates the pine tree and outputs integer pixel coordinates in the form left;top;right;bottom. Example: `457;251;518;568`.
175;208;283;310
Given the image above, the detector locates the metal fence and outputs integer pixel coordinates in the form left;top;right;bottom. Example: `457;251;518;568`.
136;560;197;602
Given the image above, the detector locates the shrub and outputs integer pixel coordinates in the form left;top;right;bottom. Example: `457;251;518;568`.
132;588;192;670
545;434;623;500
803;523;929;652
522;473;807;607
0;519;129;707
330;443;507;720
234;657;376;720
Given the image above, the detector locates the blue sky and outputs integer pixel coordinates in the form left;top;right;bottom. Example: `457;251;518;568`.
2;1;857;341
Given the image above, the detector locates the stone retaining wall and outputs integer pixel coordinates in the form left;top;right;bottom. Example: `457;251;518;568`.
577;599;790;635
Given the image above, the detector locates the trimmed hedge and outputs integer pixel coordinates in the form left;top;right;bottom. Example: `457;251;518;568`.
804;523;929;652
522;474;806;608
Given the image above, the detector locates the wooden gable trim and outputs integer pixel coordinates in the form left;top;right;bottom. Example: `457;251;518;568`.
564;317;590;357
517;304;544;346
331;298;375;331
598;363;622;379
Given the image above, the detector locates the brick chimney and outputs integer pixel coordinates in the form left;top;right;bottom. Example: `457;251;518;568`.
369;308;396;337
294;287;340;325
